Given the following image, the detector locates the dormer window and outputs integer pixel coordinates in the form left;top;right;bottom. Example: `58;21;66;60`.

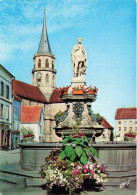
38;59;41;68
46;74;49;82
52;61;54;69
46;59;49;68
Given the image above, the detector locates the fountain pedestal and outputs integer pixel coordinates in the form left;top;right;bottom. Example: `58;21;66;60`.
55;93;104;139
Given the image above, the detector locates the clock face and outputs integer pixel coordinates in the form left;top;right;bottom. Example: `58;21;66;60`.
36;72;42;79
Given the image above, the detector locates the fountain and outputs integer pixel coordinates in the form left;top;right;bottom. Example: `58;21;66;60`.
18;38;136;189
55;37;104;141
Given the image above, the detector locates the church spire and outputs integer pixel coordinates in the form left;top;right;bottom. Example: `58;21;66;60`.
37;9;51;54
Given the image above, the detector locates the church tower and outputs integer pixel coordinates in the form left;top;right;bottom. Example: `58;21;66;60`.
32;10;56;100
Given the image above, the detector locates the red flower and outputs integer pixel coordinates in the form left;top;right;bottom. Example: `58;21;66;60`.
23;134;34;138
71;133;84;138
74;162;78;167
124;133;136;138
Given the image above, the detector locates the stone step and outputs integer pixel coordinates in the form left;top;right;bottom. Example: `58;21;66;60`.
0;164;40;178
0;172;26;189
26;178;45;187
0;164;44;187
108;169;136;177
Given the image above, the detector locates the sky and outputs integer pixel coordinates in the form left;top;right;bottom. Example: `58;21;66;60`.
0;0;136;131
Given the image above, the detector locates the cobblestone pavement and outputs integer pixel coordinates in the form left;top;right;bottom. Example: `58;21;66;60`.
0;150;136;195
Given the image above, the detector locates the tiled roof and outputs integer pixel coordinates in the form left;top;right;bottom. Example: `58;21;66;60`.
115;108;137;120
12;80;47;103
49;89;63;103
13;91;21;102
101;116;113;129
21;106;42;123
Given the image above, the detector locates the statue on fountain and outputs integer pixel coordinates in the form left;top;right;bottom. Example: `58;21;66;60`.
55;38;104;140
71;37;87;77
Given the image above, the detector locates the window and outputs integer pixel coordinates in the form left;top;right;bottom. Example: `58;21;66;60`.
6;85;9;99
46;74;49;82
119;127;121;131
52;61;54;69
124;127;126;131
0;104;4;118
6;106;9;120
45;59;49;68
53;75;55;86
130;127;132;131
38;59;41;68
37;79;41;86
1;81;4;96
118;121;121;124
135;127;137;131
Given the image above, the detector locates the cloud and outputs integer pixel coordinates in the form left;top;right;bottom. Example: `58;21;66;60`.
0;0;95;63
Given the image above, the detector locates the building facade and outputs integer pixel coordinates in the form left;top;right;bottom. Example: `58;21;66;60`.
21;106;44;142
96;116;113;142
12;92;21;149
115;108;137;141
0;64;14;150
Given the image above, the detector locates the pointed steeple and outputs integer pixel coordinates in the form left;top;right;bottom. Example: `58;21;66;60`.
37;9;51;54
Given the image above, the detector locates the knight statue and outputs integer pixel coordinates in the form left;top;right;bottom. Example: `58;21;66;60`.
71;37;87;77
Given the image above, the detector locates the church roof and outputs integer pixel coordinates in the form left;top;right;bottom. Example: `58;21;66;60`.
37;10;51;55
12;80;47;103
49;89;63;103
101;116;113;129
21;106;42;123
115;108;137;120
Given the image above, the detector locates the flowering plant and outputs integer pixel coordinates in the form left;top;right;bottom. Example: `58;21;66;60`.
22;134;35;142
72;85;85;91
40;134;108;194
12;130;20;134
23;134;34;138
85;85;98;94
58;86;69;95
124;133;136;138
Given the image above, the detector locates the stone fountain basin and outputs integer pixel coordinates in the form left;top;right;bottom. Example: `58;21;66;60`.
19;142;136;172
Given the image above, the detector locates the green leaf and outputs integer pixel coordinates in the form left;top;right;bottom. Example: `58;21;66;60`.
90;147;99;158
83;137;88;143
80;155;87;165
72;138;81;142
68;160;72;166
84;148;91;156
80;151;87;165
73;141;80;145
82;151;87;158
63;138;69;145
79;141;84;146
78;160;82;166
75;146;82;157
65;145;74;158
59;151;66;159
70;150;76;161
